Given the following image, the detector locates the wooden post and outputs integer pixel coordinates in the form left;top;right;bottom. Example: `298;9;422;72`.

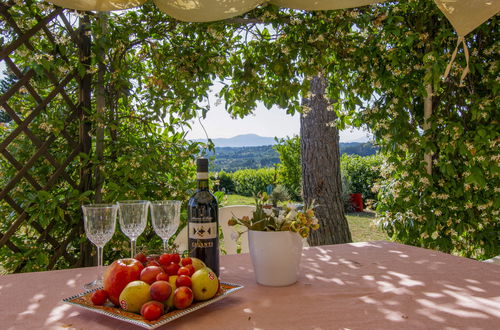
423;83;432;175
94;13;107;204
78;13;94;267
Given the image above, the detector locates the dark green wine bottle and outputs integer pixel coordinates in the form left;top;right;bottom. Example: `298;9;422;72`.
187;158;220;276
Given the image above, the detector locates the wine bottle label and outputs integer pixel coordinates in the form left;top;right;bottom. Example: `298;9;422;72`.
197;172;209;180
189;221;217;239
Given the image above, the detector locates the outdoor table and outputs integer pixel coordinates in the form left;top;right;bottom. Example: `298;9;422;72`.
1;241;499;329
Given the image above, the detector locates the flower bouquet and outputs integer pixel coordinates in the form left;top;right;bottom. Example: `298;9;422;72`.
228;193;319;286
227;192;319;238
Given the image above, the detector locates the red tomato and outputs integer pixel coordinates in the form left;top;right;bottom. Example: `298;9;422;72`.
181;257;192;266
185;264;195;276
156;272;169;282
177;267;191;277
171;253;181;264
159;253;173;266
175;275;192;288
146;260;161;268
91;289;108;305
134;252;147;264
165;263;181;276
140;301;164;321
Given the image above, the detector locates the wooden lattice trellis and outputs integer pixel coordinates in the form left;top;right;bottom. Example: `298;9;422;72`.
0;1;93;272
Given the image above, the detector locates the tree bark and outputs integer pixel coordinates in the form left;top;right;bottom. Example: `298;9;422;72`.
301;74;352;246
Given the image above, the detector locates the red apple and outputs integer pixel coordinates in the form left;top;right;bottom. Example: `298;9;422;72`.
165;263;180;276
103;258;144;306
140;301;164;321
140;266;164;285
175;275;192;288
173;287;194;309
150;280;172;302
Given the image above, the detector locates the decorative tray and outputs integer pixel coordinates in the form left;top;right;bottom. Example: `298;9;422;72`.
62;282;243;329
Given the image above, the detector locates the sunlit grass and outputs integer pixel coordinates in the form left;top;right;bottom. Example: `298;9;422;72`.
224;194;255;206
347;212;388;242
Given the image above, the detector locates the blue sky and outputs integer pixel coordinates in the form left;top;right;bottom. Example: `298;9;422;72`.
185;82;371;142
185;103;371;143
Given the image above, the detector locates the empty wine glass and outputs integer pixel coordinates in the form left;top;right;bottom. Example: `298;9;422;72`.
118;200;149;258
82;203;118;289
150;200;181;251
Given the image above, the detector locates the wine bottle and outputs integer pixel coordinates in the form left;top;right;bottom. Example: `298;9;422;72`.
187;158;220;276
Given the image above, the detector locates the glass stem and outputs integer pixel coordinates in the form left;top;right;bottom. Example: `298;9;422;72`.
163;239;168;252
131;239;136;258
97;245;103;280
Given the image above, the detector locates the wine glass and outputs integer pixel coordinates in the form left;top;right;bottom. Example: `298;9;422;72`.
82;203;118;289
118;200;149;258
150;200;182;251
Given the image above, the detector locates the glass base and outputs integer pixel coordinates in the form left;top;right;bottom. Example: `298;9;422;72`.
84;278;103;290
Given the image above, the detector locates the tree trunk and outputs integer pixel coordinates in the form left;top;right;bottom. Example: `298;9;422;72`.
301;74;352;246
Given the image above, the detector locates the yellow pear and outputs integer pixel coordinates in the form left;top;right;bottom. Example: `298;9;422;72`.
191;268;219;301
118;280;151;313
190;257;206;271
165;275;178;309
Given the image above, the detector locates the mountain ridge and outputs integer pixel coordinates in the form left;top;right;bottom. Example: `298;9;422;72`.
194;133;370;147
194;134;276;147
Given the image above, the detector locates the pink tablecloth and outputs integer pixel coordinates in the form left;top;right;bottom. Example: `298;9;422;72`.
1;241;499;329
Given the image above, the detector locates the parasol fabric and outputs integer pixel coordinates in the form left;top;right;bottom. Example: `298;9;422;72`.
46;0;147;12
43;0;499;37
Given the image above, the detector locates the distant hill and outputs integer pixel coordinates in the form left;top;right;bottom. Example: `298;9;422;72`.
208;146;279;172
208;143;378;172
195;134;276;147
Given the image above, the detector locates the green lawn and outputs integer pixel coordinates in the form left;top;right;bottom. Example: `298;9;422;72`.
224;194;255;206
347;212;388;242
224;194;389;243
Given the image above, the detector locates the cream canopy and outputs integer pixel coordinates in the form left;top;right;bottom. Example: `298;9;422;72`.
45;0;499;37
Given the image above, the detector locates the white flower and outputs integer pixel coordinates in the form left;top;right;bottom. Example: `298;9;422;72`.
419;177;430;185
286;209;298;220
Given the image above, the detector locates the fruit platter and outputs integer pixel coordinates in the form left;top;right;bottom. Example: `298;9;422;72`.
63;253;243;329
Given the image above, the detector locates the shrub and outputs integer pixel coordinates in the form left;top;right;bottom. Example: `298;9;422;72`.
270;184;290;206
341;173;355;212
216;171;235;193
231;168;276;196
340;154;382;201
274;136;302;200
